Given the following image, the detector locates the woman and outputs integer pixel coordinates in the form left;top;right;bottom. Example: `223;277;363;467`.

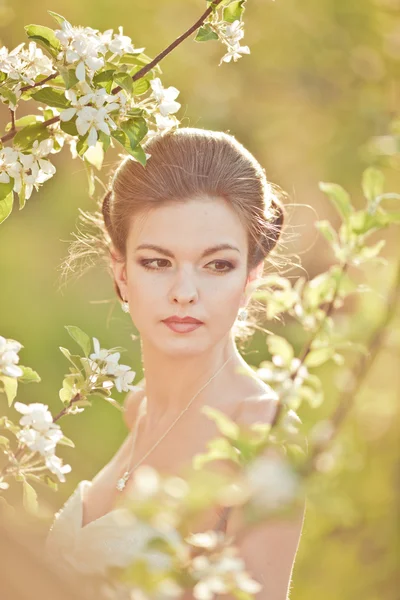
46;128;305;598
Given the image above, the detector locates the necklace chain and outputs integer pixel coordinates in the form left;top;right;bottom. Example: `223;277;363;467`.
116;355;233;491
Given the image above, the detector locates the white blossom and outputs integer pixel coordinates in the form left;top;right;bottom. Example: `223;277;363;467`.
132;465;161;499
12;151;56;200
147;113;180;140
219;20;250;65
0;43;25;79
107;26;137;56
17;425;63;456
224;20;245;45
45;454;72;482
246;453;299;512
150;78;181;117
88;338;136;392
14;402;53;433
60;89;118;148
18;42;56;85
188;545;262;600
89;337;120;367
0;335;23;378
55;19;106;82
0;41;55;88
113;364;136;392
220;42;250;65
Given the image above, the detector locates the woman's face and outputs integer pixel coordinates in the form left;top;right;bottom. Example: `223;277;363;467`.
112;195;261;357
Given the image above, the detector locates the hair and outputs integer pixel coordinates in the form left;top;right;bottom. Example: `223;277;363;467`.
60;127;288;346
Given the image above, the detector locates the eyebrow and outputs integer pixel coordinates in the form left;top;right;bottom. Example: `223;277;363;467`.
135;243;241;258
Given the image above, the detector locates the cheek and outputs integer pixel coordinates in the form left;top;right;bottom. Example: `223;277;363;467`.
206;276;246;319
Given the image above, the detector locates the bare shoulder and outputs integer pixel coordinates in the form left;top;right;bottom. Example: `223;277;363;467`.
231;377;280;429
123;379;146;430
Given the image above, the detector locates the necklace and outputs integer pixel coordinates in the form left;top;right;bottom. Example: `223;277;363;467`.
116;355;233;491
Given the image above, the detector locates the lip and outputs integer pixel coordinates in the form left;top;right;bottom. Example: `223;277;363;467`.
163;321;203;334
162;316;203;324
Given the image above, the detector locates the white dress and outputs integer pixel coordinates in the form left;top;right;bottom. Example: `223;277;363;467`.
44;478;230;593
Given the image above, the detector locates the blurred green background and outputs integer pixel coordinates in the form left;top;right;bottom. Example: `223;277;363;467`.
1;1;399;598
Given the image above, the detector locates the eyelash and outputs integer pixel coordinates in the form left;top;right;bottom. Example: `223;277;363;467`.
138;258;235;274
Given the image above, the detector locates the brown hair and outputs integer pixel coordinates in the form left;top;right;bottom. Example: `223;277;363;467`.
60;127;287;343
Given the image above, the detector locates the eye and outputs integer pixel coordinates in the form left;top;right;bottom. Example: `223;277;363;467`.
139;258;170;270
207;260;235;273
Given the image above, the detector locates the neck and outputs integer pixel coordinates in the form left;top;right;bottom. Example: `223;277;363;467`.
139;332;247;427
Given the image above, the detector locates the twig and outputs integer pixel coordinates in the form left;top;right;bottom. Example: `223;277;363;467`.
19;72;58;93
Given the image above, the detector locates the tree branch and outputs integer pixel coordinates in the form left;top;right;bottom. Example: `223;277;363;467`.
302;257;400;476
1;0;224;145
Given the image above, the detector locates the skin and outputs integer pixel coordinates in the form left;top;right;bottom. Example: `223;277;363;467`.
82;194;305;598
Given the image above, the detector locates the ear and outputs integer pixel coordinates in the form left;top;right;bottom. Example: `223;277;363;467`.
241;260;264;308
110;246;128;301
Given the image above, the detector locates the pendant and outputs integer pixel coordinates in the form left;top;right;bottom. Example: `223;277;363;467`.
116;471;130;491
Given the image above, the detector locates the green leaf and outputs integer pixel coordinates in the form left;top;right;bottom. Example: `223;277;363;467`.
13;123;50;152
98;131;111;152
103;397;124;411
120;117;148;150
47;10;68;26
93;69;115;85
24;24;61;57
192;437;239;470
118;52;157;68
0;180;14;202
0;376;18;407
76;134;89;157
319;182;353;221
362;167;385;204
128;144;147;166
31;88;70;108
59;346;81;369
64;325;91;356
58;435;75;448
374;211;400;226
93;69;114;93
60;117;79;136
304;347;335;368
22;479;38;514
113;72;133;94
84;141;104;171
5;115;40;132
0;87;17;107
201;406;240;439
352;239;386;264
266;335;294;366
0;436;10;448
315;220;339;245
17;366;41;384
44;475;58;491
194;24;219;42
132;77;150;96
223;0;246;23
111;130;148;165
0;189;14;225
58;65;79;90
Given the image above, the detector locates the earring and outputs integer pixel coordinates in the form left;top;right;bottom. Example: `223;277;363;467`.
237;307;248;321
121;299;129;313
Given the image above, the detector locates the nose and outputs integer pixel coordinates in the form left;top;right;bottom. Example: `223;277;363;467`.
169;266;199;306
